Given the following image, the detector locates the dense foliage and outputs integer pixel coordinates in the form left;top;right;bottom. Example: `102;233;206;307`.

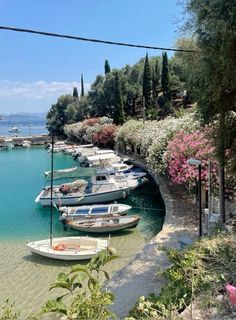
64;117;117;147
116;110;200;174
113;72;125;125
164;129;216;186
129;234;236;320
47;50;193;134
182;0;236;219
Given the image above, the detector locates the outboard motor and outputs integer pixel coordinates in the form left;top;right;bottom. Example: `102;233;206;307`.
73;151;82;160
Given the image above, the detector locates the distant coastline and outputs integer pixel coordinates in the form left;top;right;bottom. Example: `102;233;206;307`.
0;112;48;136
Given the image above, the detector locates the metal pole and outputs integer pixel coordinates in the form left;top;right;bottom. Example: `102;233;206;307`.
49;133;54;247
198;164;202;238
207;161;211;234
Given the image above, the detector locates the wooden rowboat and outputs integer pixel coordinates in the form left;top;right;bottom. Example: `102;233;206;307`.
66;214;140;233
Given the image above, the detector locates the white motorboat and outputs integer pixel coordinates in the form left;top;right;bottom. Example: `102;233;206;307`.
98;163;146;180
59;203;131;221
80;153;126;168
27;236;108;260
35;174;138;207
22;140;31;148
66;215;140;233
8;126;20;133
74;148;115;160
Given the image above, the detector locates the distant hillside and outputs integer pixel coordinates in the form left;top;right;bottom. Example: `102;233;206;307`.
0;112;46;124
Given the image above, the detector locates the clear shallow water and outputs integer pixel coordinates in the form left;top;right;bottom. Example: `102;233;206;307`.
0;147;165;317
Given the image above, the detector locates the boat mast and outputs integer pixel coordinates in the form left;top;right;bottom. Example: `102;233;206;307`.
49;133;54;247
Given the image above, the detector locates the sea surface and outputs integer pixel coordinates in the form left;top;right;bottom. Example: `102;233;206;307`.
0;147;165;318
0;122;48;137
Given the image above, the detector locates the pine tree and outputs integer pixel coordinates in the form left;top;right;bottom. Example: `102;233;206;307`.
72;86;79;98
104;60;111;74
113;72;124;125
161;52;171;100
142;53;152;108
81;74;84;97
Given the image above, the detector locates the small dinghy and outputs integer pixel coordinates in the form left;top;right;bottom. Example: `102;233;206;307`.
59;203;131;221
27;236;108;261
44;167;78;178
66;214;140;233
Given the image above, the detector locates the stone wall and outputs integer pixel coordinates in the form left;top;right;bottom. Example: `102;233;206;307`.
211;197;236;218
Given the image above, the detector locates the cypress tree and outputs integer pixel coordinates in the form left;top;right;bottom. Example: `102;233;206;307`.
142;53;152;108
81;74;84;97
161;52;171;100
113;72;124;125
72;86;79;98
104;59;111;74
152;59;160;105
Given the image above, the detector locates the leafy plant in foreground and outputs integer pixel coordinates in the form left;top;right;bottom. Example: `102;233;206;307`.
42;249;118;320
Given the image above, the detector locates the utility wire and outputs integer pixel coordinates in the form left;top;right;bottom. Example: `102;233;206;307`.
0;25;199;53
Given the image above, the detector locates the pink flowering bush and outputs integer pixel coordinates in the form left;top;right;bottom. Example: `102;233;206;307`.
164;129;217;188
93;124;118;146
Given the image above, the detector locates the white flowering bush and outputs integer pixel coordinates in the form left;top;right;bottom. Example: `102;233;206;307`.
116;111;200;175
100;116;113;125
64;122;84;140
116;120;144;147
147;113;200;174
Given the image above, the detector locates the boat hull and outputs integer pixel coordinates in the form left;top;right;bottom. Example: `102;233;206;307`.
27;236;108;261
36;188;130;207
59;203;131;221
68;215;140;233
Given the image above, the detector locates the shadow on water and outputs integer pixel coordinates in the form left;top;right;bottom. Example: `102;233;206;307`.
64;228;134;237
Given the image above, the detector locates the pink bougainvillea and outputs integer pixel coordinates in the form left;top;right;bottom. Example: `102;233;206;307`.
164;129;217;188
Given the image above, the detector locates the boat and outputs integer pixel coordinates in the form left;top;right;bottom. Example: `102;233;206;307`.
22;140;31;148
35;174;138;207
98;163;147;179
2;138;14;150
8;126;20;133
44;166;78;178
28;134;109;261
59;203;131;221
27;236;108;260
66;214;140;233
79;153;126;168
74;148;115;160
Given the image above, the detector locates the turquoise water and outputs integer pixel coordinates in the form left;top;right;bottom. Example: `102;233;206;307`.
0;147;165;241
0;147;165;316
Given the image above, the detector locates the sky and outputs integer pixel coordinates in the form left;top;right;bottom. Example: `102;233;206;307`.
0;0;184;114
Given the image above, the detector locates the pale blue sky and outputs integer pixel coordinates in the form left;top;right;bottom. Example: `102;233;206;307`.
0;0;183;114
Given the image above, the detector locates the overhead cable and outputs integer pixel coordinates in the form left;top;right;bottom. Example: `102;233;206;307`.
0;25;199;53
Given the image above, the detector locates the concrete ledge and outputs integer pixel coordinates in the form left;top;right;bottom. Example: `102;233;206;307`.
106;157;198;319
